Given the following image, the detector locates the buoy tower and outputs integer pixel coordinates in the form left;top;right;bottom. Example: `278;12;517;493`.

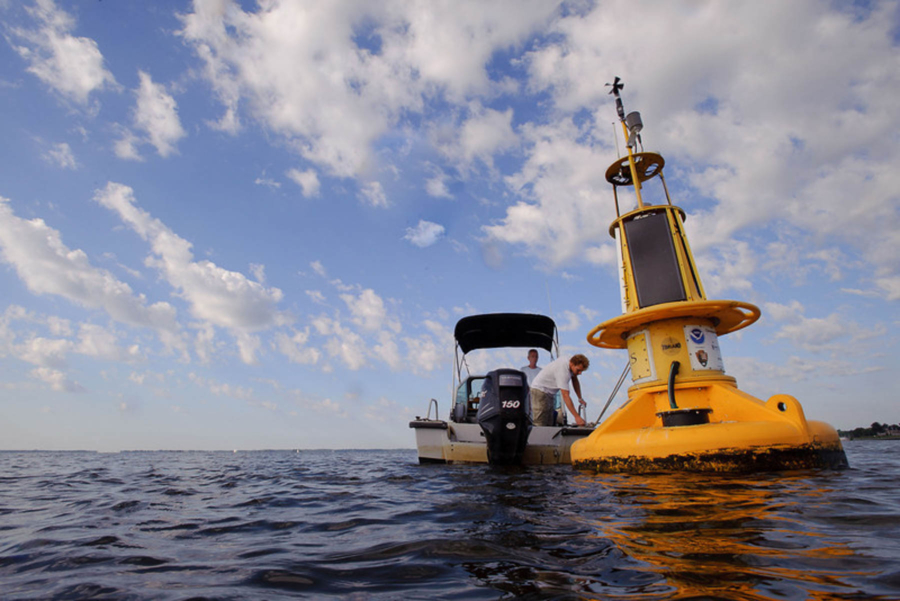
570;78;848;472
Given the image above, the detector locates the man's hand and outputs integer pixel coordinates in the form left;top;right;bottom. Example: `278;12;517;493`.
575;398;587;426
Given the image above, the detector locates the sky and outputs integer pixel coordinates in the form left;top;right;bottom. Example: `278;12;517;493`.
1;0;898;451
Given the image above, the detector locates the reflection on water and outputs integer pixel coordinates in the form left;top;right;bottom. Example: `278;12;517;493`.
1;443;898;599
573;467;896;600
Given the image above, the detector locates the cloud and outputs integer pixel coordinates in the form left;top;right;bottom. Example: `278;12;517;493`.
312;315;368;371
286;168;320;197
0;195;182;341
374;331;403;371
1;310;144;393
93;183;292;363
483;118;614;267
310;261;327;277
874;275;900;302
359;181;388;208
76;323;142;363
254;175;281;190
556;310;581;333
340;288;399;333
305;290;327;305
403;333;445;375
249;263;266;284
403;319;452;375
425;170;453;199
177;0;557;177
762;300;871;353
190;372;255;402
445;104;518;167
696;240;757;297
30;366;84;393
404;220;445;248
19;336;72;369
235;332;262;365
10;0;117;105
113;127;143;161
132;71;186;157
43;142;76;169
94;183;287;333
274;328;321;365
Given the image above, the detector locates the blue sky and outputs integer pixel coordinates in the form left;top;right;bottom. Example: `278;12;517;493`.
1;0;898;451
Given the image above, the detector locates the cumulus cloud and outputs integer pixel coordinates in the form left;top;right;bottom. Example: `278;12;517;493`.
556;310;581;332
249;263;266;284
312;315;368;371
340;288;399;333
286;168;320;197
1;311;146;393
483;118;614;267
177;0;556;177
274;328;321;365
0;196;182;342
19;336;72;369
404;220;445;248
310;261;327;277
306;290;327;305
441;104;518;167
30;366;84;393
254;174;281;190
10;0;117;105
359;181;388;208
132;71;186;157
403;333;445;375
76;323;142;363
94;182;287;331
403;320;453;375
762;300;875;353
93;183;290;363
113;127;143;161
43;142;76;169
425;170;453;199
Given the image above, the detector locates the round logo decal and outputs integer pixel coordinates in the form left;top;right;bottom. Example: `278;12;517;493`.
661;337;682;355
689;328;705;344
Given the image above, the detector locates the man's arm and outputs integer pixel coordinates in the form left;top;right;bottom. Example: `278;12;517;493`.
571;375;584;405
560;389;586;426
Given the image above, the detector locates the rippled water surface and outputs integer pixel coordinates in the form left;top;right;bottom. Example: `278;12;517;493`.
2;442;899;600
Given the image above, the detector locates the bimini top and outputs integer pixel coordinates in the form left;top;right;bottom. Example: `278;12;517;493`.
454;313;556;354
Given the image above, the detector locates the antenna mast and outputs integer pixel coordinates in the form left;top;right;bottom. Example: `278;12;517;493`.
606;77;646;208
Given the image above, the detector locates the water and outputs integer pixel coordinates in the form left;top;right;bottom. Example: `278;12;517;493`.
1;442;899;600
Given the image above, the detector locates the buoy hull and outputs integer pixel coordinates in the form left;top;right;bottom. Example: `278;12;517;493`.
570;382;848;473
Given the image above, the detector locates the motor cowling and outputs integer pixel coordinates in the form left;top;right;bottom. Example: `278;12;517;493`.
476;369;532;465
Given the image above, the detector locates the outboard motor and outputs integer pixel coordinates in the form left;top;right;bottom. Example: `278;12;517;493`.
476;369;532;465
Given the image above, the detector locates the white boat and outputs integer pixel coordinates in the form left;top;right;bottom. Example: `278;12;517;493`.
409;313;593;465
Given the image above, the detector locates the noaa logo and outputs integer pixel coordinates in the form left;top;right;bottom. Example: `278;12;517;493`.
689;328;705;344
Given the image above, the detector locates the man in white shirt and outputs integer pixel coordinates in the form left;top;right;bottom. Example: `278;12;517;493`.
530;354;589;426
520;348;541;386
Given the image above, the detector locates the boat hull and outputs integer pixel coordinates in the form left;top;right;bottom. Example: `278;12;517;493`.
410;420;593;465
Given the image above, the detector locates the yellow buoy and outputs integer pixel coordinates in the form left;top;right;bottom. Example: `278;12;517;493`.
571;78;847;473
